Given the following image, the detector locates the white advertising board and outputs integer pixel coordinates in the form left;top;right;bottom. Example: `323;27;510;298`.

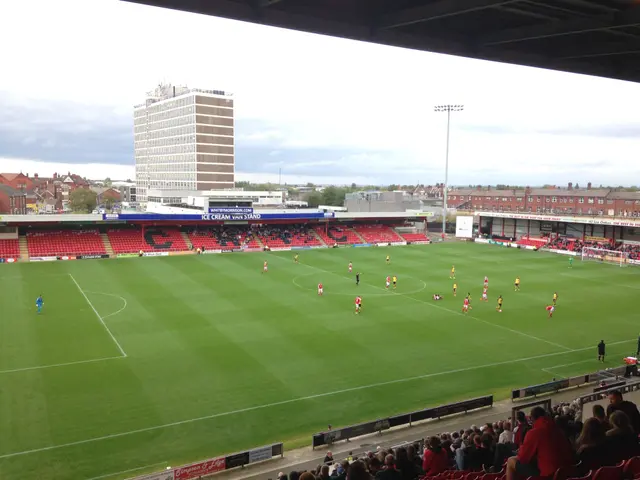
455;216;474;238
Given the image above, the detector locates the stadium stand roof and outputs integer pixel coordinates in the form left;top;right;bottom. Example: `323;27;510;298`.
124;0;640;84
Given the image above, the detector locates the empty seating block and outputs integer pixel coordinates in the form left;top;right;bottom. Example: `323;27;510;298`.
516;236;549;247
27;230;106;257
400;233;430;243
0;239;19;259
354;225;405;244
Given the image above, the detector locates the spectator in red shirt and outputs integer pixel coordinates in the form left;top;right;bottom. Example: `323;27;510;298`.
506;407;574;480
422;436;450;476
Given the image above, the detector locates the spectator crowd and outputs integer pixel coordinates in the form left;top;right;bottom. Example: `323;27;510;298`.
275;392;640;480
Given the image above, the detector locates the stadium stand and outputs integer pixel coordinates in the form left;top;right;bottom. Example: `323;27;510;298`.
0;238;19;259
353;225;405;244
26;229;106;257
546;238;639;259
107;227;188;253
314;226;363;245
256;225;323;248
187;226;260;250
515;236;549;248
400;233;431;243
280;399;640;480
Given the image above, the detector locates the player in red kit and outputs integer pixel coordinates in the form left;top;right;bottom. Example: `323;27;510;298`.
385;276;391;289
355;296;362;314
462;297;470;313
263;261;268;273
482;287;488;302
484;276;489;289
348;262;353;273
318;283;323;295
546;305;555;318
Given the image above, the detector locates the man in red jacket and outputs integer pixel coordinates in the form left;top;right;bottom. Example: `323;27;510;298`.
506;407;574;480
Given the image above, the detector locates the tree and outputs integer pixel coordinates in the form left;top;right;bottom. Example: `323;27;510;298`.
321;186;348;206
104;177;112;187
307;191;323;207
104;197;115;210
69;188;97;213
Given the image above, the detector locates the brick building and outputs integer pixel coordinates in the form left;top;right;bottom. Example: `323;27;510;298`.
90;187;122;204
0;185;36;214
449;183;640;217
0;173;33;191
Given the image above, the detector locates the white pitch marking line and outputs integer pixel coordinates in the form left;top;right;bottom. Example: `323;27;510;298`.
0;356;124;375
84;291;128;320
84;461;166;480
277;255;571;351
0;339;633;460
68;274;127;357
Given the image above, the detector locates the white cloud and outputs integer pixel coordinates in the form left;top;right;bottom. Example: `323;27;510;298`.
1;0;640;185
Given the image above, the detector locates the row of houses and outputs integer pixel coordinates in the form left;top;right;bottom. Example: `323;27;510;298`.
446;182;640;217
0;172;124;214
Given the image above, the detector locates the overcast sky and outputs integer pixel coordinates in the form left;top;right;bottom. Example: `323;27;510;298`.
1;0;640;186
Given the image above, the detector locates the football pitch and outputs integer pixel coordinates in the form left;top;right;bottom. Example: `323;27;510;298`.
1;243;639;480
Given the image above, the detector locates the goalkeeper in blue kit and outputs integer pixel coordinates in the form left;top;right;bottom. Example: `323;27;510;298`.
36;295;44;314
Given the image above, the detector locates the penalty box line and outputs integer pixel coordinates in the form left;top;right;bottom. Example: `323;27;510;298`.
0;339;634;461
0;356;124;376
68;274;127;358
273;255;571;351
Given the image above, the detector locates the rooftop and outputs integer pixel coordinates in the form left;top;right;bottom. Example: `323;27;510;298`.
125;0;640;84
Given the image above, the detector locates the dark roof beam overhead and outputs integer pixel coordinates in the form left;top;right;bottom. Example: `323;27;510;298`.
379;0;520;30
549;0;618;14
555;42;640;60
480;5;640;46
499;6;559;21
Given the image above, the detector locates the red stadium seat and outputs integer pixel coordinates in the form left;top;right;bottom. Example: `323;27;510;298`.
26;230;106;257
516;236;549;247
0;239;19;259
624;458;640;479
400;233;431;243
593;466;623;480
314;226;362;245
555;465;582;480
567;472;593;480
107;228;188;254
481;473;503;480
353;225;405;244
257;227;323;248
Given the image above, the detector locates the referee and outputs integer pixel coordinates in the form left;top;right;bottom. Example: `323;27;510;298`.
598;340;606;363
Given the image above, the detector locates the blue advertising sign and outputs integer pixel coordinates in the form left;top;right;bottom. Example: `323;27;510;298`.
208;207;254;214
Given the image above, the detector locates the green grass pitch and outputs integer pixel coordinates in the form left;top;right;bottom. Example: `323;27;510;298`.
1;243;639;480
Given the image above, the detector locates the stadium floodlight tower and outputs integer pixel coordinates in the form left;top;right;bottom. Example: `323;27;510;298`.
434;104;464;239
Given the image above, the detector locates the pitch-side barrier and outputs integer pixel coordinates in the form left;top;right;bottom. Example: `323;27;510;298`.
130;443;283;480
312;395;493;448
